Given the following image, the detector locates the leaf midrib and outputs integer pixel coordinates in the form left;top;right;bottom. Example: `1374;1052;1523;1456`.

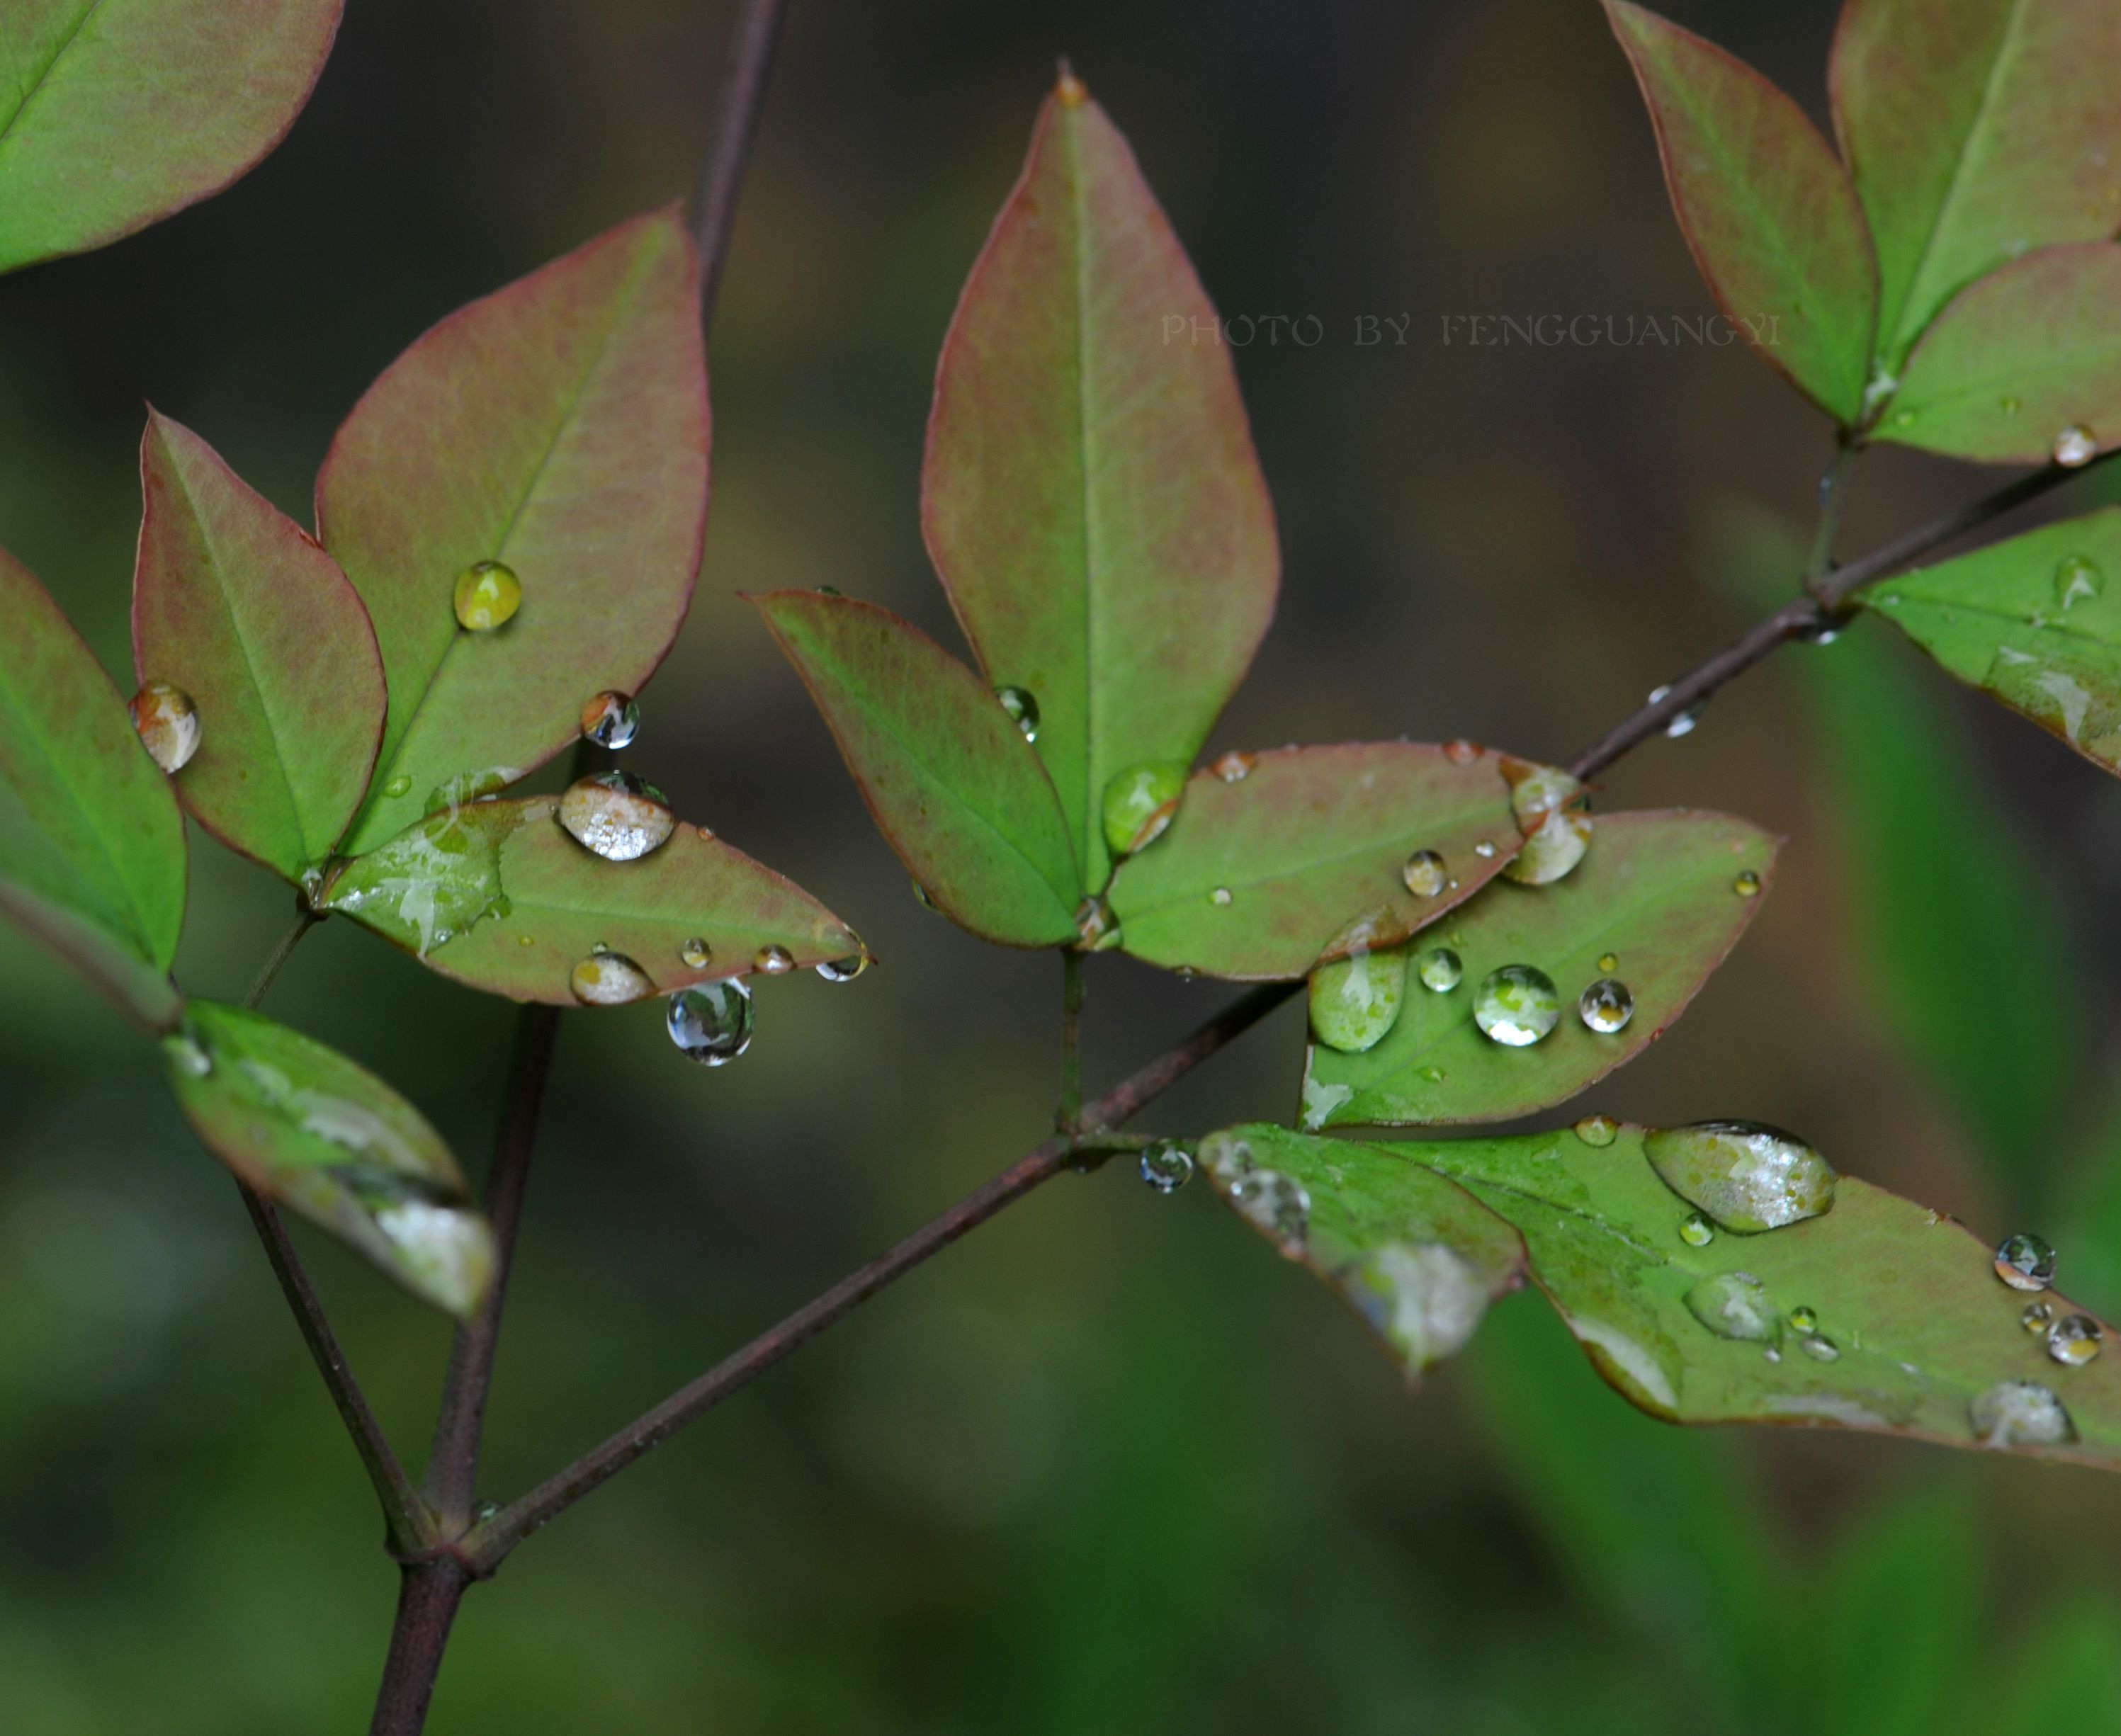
0;0;104;150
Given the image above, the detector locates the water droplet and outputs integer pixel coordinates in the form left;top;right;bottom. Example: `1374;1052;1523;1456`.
1139;1141;1194;1193
1648;683;1707;737
815;584;842;597
1994;1232;2057;1292
1401;849;1448;897
913;879;941;913
2023;1300;2056;1335
1102;761;1187;857
680;936;712;969
1642;1120;1837;1233
1471;964;1560;1047
1573;1114;1618;1147
1597;953;1619;972
579;690;640;749
1685;1271;1780;1344
1211;749;1255;783
453;559;521;631
2001;395;2023;418
2047;1314;2103;1367
1788;1305;1818;1334
1209;886;1233;907
1230;1167;1310;1247
1800;1333;1841;1363
1503;809;1593;885
753;944;795;975
1442;739;1481;765
1971;1380;2076;1447
1733;870;1761;898
558;771;675;862
665;979;753;1064
2056;554;2107;610
1310;946;1408;1053
995;686;1039;742
1074;895;1118;948
384;773;414;798
162;1029;213;1078
2054;424;2100;467
1678;1211;1714;1247
1341;1242;1493;1366
816;952;869;982
1416;946;1463;992
1578;977;1634;1033
570;948;653;1006
1418;1064;1447;1083
1473;839;1498;858
128;680;200;773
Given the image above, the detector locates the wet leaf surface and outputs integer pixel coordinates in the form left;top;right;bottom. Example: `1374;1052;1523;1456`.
132;412;385;884
164;1001;492;1317
922;76;1278;893
0;0;342;273
319;209;709;853
0;543;184;1029
1303;812;1776;1129
1104;743;1520;980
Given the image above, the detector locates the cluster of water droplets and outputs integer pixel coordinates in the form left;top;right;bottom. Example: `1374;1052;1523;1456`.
1645;682;1707;738
1989;1230;2102;1370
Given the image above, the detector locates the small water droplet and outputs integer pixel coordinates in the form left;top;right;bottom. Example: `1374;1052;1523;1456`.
1971;1380;2075;1447
753;944;795;975
1310;946;1408;1053
1994;1232;2057;1292
1102;761;1187;857
1647;683;1707;737
1443;739;1481;765
1211;749;1255;783
1209;885;1233;907
579;690;640;749
1418;1064;1447;1083
913;879;941;913
815;584;842;597
1643;1120;1836;1232
2056;554;2107;610
1471;964;1560;1047
815;951;868;982
2054;424;2100;468
2048;1314;2103;1367
1473;839;1497;858
570;948;653;1006
383;772;413;798
1578;977;1634;1033
1230;1167;1310;1247
1401;849;1448;897
1075;895;1118;948
558;771;675;861
2001;395;2023;418
472;1498;501;1524
995;686;1039;742
163;1030;213;1078
1733;870;1761;898
1573;1114;1618;1147
2023;1300;2056;1335
1416;946;1462;992
666;979;753;1064
128;680;200;773
453;559;521;630
1787;1306;1818;1335
680;936;712;969
1140;1140;1194;1193
1685;1271;1780;1343
1678;1210;1714;1247
1800;1333;1841;1363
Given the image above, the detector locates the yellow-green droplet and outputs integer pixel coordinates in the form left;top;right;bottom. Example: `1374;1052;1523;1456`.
1678;1211;1714;1247
384;773;413;798
1733;869;1761;897
453;560;521;631
1102;761;1188;858
1597;952;1619;972
2056;553;2106;609
1308;946;1408;1053
1573;1114;1618;1147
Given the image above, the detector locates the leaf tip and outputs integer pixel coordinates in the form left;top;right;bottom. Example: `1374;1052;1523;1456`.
1054;59;1089;108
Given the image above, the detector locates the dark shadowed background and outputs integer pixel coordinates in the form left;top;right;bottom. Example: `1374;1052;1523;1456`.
6;1;2121;1730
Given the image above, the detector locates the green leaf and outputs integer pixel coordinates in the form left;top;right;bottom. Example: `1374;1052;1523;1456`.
922;75;1278;895
1603;1;1877;422
1104;743;1521;980
0;542;183;1029
162;1000;492;1317
1880;244;2121;464
1302;810;1776;1130
1831;0;2121;372
1209;1122;2121;1468
750;590;1079;948
131;411;385;886
319;794;861;1003
1194;1124;1527;1378
319;208;710;854
0;0;341;273
1865;505;2121;775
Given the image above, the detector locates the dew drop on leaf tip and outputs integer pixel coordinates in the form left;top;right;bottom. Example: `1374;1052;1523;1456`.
558;771;675;862
579;691;640;749
1993;1232;2057;1292
129;681;200;773
1139;1141;1194;1194
666;979;753;1065
453;560;521;631
995;686;1039;742
1472;964;1559;1046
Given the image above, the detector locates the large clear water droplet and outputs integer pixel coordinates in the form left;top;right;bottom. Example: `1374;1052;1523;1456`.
1211;749;1255;783
1970;1380;2076;1447
1684;1271;1780;1343
2047;1314;2103;1367
2056;554;2107;610
1102;761;1187;857
453;560;521;631
129;680;200;773
666;979;753;1064
558;771;675;862
2054;424;2100;468
1502;810;1592;885
753;944;795;975
1310;946;1408;1053
579;690;640;749
1340;1242;1493;1366
1642;1120;1837;1232
1230;1167;1310;1248
1995;1232;2057;1291
1573;1114;1618;1147
570;947;653;1006
1416;946;1462;992
1402;849;1448;897
995;686;1039;742
1139;1140;1194;1193
1578;977;1634;1033
816;951;869;982
1472;964;1560;1047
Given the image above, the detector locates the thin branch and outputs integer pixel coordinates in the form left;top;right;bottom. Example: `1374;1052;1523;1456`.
462;976;1299;1569
244;907;319;1009
691;0;788;322
1058;949;1085;1131
368;1559;469;1736
1803;438;1857;595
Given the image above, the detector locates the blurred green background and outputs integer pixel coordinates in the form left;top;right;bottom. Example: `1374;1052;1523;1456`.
7;0;2121;1729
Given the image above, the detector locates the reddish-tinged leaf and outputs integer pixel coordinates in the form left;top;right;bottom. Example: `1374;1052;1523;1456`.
1831;0;2121;371
922;76;1279;894
1605;1;1878;422
750;591;1079;948
0;543;183;1028
132;412;385;885
1879;244;2121;464
319;795;861;1004
319;209;710;854
0;0;342;273
1104;743;1522;981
